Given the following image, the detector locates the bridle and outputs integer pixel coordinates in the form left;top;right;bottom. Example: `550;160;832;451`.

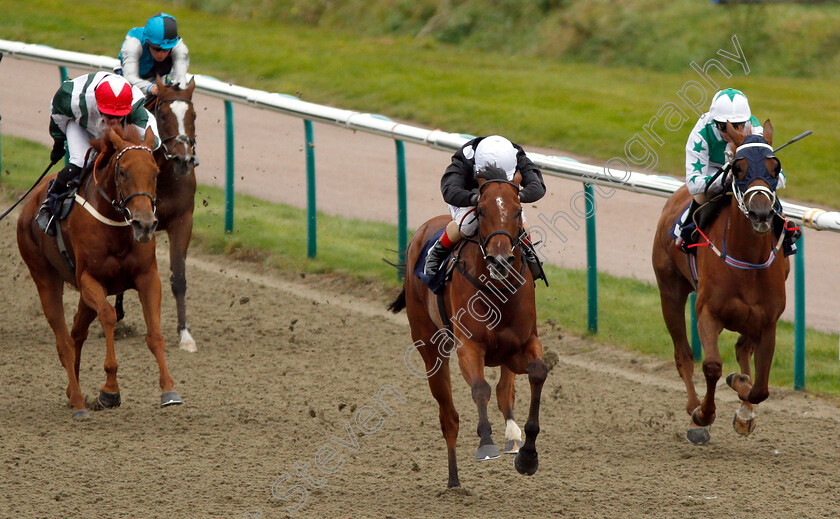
92;145;157;223
471;179;524;260
153;97;198;164
731;141;777;218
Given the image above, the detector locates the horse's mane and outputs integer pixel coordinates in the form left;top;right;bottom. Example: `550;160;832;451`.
476;165;508;182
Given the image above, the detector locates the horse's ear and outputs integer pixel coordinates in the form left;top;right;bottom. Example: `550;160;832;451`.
142;127;156;149
107;124;126;150
155;75;165;91
186;76;196;95
512;171;522;186
762;119;773;147
727;121;746;147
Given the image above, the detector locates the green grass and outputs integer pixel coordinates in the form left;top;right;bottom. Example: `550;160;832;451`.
3;135;840;396
2;0;840;207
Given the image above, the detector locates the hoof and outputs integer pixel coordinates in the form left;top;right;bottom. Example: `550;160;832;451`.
447;479;461;489
504;439;523;454
686;426;710;445
72;409;90;420
98;390;122;409
726;372;737;388
691;407;715;427
179;329;197;353
732;412;757;436
514;448;539;475
475;443;501;461
160;390;183;407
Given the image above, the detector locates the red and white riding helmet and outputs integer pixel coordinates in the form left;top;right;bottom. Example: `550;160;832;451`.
95;76;134;116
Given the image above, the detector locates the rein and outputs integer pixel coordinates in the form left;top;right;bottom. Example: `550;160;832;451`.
90;144;157;225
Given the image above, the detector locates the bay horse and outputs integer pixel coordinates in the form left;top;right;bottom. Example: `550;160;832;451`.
116;77;199;352
652;120;789;445
388;166;547;488
17;121;182;419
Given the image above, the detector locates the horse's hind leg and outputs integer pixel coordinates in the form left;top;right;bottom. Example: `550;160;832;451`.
458;341;501;462
135;268;181;407
33;273;88;418
114;292;125;322
496;366;523;454
168;219;196;352
69;297;97;395
78;273;122;406
726;334;756;436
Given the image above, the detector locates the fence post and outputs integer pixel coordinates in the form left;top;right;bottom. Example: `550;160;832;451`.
224;100;234;233
690;292;702;361
304;120;316;258
394;140;408;278
584;183;597;333
794;231;805;390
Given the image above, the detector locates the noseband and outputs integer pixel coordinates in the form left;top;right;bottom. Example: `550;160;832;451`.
95;145;157;222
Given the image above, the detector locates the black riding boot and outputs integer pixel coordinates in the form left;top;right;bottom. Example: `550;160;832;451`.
522;240;548;286
36;164;80;235
424;238;451;277
679;199;701;253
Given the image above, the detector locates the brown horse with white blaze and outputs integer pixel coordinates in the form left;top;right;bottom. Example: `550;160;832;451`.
652;120;789;445
389;166;547;488
17;121;182;419
116;77;199;352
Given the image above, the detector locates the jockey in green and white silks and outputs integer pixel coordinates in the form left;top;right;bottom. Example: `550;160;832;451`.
677;88;786;251
36;73;161;234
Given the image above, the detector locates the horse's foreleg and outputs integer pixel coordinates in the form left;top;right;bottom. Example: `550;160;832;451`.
496;366;523;454
508;336;546;476
135;268;182;407
727;334;756;436
458;342;499;462
168;218;196;352
78;273;121;409
747;329;776;405
692;306;724;433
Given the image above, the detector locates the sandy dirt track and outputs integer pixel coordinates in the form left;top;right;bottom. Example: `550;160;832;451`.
1;58;839;332
2;215;840;517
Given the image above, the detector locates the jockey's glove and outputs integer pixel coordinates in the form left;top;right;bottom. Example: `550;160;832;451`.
470;193;479;206
50;140;66;164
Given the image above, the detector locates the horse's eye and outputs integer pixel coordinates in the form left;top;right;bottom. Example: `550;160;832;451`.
768;158;781;177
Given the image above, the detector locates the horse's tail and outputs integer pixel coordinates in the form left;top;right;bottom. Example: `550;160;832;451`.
387;287;406;314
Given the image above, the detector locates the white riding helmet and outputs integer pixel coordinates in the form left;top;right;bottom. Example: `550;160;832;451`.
474;135;517;177
708;88;751;124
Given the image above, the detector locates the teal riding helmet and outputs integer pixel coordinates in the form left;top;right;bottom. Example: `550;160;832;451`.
143;13;180;50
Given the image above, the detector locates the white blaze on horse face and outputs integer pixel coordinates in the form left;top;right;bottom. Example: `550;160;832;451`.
496;196;509;221
170;100;189;137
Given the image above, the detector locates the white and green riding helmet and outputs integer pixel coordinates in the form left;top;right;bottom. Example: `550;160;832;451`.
709;88;751;125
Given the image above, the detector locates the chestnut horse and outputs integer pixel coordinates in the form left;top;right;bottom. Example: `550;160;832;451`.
652;120;789;445
17;122;182;419
389;166;547;488
116;77;199;352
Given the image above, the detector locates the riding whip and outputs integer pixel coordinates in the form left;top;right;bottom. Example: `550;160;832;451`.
0;159;59;222
773;130;812;153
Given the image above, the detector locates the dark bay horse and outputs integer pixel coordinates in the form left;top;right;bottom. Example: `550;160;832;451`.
389;167;547;488
17;122;182;419
652;120;789;445
116;77;199;352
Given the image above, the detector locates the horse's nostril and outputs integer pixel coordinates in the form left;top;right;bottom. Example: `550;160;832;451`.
506;255;516;266
486;256;497;266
